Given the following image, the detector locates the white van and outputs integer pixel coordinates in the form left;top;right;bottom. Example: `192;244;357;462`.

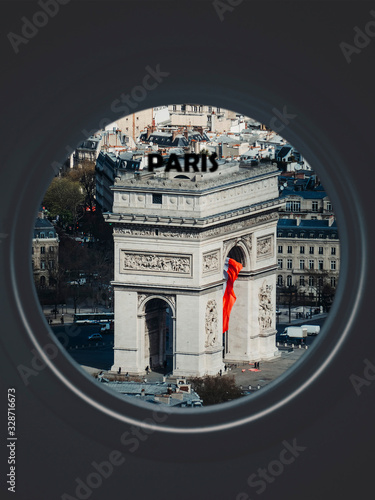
283;326;307;341
301;324;320;336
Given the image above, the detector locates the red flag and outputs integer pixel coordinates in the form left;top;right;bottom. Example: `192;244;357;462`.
223;257;243;333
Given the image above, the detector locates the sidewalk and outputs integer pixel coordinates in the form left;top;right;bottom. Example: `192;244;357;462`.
84;346;309;391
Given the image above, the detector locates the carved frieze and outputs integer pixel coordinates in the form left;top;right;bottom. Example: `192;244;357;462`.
113;212;278;241
113;226;199;239
121;251;191;275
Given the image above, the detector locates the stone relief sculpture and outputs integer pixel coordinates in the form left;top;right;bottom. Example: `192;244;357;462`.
137;293;149;309
223;237;240;258
257;235;273;258
113;225;199;239
242;233;253;253
203;251;220;273
205;299;218;347
113;213;278;241
258;281;273;330
122;252;191;274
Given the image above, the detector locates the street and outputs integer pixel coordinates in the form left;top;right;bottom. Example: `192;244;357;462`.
276;315;327;346
49;313;327;372
50;324;114;370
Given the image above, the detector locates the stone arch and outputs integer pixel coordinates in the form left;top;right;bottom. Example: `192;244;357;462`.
138;294;175;317
224;240;250;271
139;294;175;372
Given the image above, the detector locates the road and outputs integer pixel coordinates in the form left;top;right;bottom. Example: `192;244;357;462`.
50;316;327;371
276;316;327;346
50;323;114;370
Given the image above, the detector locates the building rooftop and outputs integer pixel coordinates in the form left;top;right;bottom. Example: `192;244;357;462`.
139;130;209;148
77;138;101;151
280;188;328;200
33;217;57;239
113;161;279;193
99;380;203;407
277;218;338;238
34;217;54;229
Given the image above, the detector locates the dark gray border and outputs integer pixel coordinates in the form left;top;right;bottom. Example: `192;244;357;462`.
1;1;374;499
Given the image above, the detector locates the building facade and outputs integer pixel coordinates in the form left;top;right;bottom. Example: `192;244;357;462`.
276;218;340;304
32;216;59;288
116;108;154;141
96;151;142;212
279;179;334;221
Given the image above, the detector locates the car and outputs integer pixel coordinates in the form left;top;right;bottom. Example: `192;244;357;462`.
276;310;282;316
88;333;102;341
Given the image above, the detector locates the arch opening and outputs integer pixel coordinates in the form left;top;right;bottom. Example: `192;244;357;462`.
144;298;173;373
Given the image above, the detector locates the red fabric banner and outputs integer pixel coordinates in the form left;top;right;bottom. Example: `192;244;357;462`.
223;257;243;333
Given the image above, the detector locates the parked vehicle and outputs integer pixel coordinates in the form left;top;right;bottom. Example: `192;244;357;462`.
88;333;102;341
283;326;307;343
301;324;320;336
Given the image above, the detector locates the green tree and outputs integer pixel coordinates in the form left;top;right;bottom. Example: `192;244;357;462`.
189;375;243;406
43;177;84;227
66;161;96;212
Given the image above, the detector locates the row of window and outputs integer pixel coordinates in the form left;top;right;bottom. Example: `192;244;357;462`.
278;245;336;255
171;105;221;113
35;232;55;239
278;259;337;270
278;275;337;288
278;232;337;239
285;201;332;212
32;246;55;254
32;260;55;270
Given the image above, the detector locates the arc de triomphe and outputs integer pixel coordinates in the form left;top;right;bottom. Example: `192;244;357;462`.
105;162;283;377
